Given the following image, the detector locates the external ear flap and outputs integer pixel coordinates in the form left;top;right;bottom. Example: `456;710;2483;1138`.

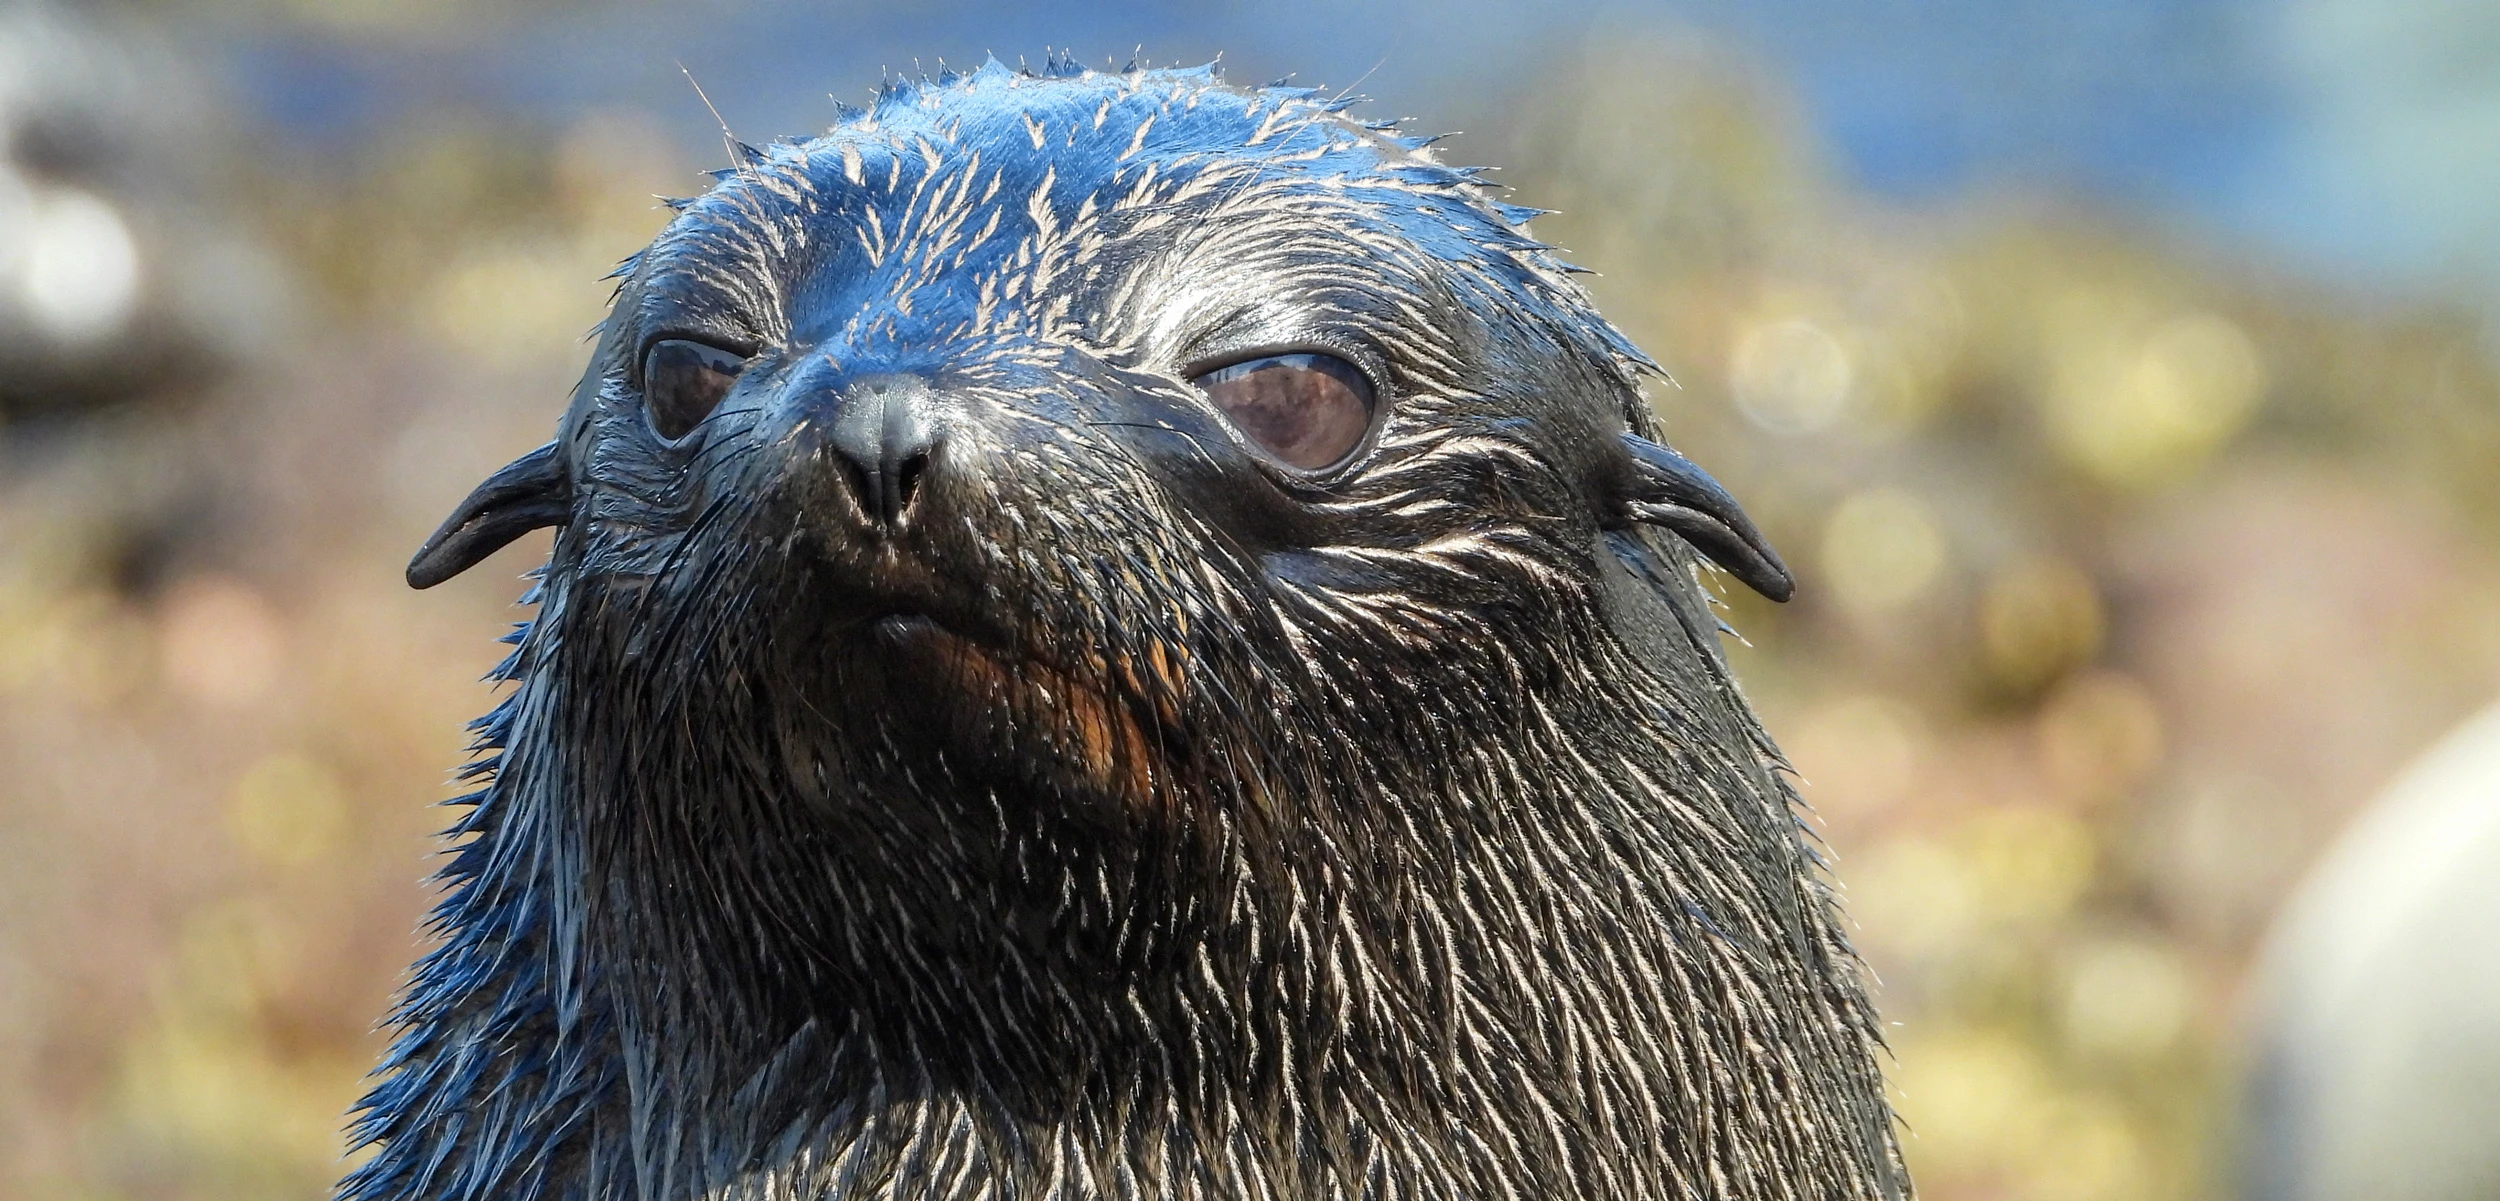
1614;432;1795;602
407;442;573;589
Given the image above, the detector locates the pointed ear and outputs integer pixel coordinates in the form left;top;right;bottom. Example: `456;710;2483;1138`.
407;442;573;589
1612;432;1794;602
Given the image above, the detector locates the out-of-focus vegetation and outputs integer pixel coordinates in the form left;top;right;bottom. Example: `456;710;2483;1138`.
0;13;688;1192
0;10;2495;1201
1497;35;2500;1201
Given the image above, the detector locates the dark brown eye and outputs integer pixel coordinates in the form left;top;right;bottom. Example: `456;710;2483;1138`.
641;338;746;442
1191;352;1376;472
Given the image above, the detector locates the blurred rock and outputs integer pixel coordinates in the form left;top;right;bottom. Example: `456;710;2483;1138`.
2245;698;2500;1201
0;0;282;419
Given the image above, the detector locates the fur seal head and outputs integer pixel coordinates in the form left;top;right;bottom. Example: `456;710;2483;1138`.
355;59;1899;1201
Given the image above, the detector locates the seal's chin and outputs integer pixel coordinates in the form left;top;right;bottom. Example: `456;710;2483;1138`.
860;613;1186;814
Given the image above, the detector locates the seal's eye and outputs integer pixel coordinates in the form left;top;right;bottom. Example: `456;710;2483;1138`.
641;338;746;442
1192;352;1376;473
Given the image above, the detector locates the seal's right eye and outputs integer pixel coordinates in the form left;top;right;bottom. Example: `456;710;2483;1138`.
1192;351;1377;473
641;338;746;442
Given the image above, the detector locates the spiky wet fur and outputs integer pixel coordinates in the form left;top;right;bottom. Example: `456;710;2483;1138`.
345;58;1909;1201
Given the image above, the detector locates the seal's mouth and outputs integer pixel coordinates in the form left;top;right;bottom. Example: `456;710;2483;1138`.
859;611;1191;811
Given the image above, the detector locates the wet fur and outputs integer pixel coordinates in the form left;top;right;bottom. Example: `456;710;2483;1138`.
346;58;1908;1201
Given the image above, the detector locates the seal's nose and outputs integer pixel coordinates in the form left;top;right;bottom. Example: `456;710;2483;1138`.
825;374;941;528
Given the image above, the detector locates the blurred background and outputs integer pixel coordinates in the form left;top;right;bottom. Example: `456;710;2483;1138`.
1;1;2495;1198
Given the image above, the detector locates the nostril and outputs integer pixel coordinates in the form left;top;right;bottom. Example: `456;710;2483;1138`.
892;447;930;516
835;454;879;523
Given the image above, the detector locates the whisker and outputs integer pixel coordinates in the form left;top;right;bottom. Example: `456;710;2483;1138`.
629;493;740;632
688;437;768;477
1082;420;1227;473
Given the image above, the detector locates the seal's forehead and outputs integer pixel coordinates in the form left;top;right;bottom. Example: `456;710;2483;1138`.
662;61;1527;271
633;61;1643;375
809;63;1427;198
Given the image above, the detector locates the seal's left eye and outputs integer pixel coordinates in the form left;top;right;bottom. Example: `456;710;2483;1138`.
1192;352;1376;473
642;338;746;442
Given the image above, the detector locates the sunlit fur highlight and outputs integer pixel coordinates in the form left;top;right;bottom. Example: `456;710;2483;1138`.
345;57;1909;1201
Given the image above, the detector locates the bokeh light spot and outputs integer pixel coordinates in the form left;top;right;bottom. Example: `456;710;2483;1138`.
1963;805;2097;926
2060;934;2192;1060
1851;833;1979;957
18;185;142;349
1822;487;1947;613
1731;317;1855;434
2045;306;2267;489
1894;1028;2052;1172
2037;669;2166;804
159;576;286;711
1980;556;2105;694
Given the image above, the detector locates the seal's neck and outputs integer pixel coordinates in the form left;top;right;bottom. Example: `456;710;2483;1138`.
534;618;1886;1197
354;547;1906;1201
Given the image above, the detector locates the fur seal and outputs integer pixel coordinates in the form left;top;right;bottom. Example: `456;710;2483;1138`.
347;59;1906;1201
